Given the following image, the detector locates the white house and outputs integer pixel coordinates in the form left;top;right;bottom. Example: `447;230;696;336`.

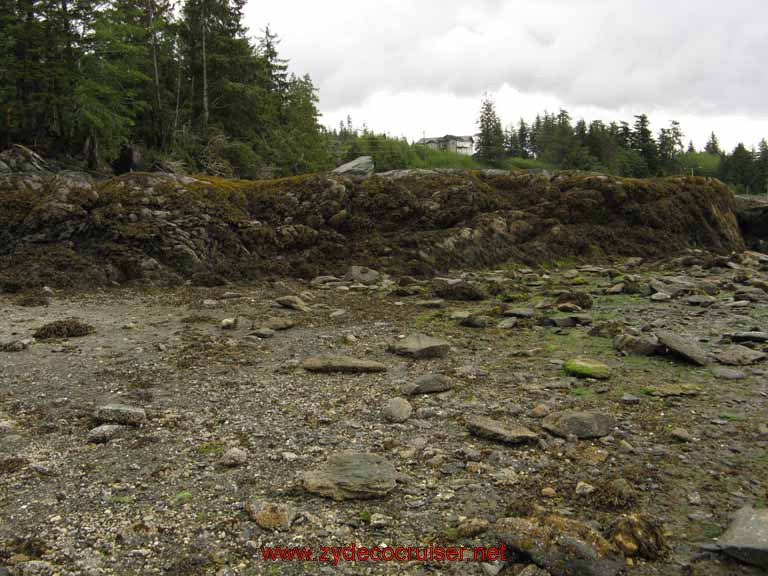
417;135;475;156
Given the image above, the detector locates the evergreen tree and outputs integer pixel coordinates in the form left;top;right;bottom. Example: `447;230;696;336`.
704;132;721;155
475;95;505;165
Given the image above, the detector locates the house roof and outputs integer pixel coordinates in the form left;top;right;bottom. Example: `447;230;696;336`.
417;134;474;145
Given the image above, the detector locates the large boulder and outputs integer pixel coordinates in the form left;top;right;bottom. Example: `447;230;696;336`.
332;156;374;179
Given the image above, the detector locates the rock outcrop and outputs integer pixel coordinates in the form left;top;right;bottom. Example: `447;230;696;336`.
0;167;745;289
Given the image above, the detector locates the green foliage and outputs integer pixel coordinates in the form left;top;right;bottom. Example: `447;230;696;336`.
475;95;505;166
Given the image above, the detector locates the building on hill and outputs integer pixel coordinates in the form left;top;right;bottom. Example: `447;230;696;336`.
417;135;475;156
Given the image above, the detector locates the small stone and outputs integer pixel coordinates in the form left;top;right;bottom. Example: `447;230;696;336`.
497;318;518;329
275;295;310;312
384;398;413;423
403;374;453;395
715;344;767;366
607;513;667;560
687;295;716;307
614;333;662;356
302;355;387;373
415;299;444;309
621;393;641;405
651;292;672;301
542;411;616;439
261;317;296;331
670;428;692;442
301;451;398;500
245;500;296;531
502;307;535;318
94;404;146;426
711;367;747;380
250;328;275;339
541;487;557;498
389;334;450;359
563;357;611;380
87;424;125;444
529;404;549;418
575;481;595;495
460;315;490;328
345;265;380;285
466;416;538;445
220;317;238;330
369;513;391;528
221;447;248;467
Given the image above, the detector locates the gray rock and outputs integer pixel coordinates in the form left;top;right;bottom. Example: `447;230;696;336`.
250;328;275;339
403;373;453;395
687;295;716;307
301;355;387;373
345;265;380;285
389;333;450;359
503;307;535;318
497;318;518;329
711;367;747;380
87;424;125;444
542;411;616;439
460;315;491;328
94;404;146;426
221;447;249;467
384;398;413;423
728;331;768;343
466;416;538;445
220;317;238;330
301;451;398;500
655;330;709;365
332;156;374;179
275;295;310;312
717;507;768;570
715;344;767;366
613;333;662;356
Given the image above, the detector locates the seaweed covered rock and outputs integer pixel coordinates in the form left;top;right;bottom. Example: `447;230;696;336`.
0;168;745;288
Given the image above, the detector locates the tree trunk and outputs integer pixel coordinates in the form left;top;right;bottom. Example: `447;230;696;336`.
147;0;163;147
201;0;208;132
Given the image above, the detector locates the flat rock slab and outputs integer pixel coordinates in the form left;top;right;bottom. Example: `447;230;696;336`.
492;515;623;576
503;308;535;318
711;367;747;380
390;334;450;359
302;355;387;373
564;358;611;380
466;416;538;444
715;345;767;366
655;330;709;366
543;411;616;439
728;332;768;343
301;452;398;500
275;295;310;312
87;424;125;444
717;507;768;570
614;333;662;357
403;374;453;395
94;404;146;426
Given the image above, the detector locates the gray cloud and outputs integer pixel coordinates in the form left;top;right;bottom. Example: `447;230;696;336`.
244;0;768;145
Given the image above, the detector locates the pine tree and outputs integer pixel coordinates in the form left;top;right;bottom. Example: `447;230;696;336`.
475;95;505;165
704;132;721;155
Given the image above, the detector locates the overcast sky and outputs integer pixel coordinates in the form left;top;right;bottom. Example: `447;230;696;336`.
243;0;768;151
